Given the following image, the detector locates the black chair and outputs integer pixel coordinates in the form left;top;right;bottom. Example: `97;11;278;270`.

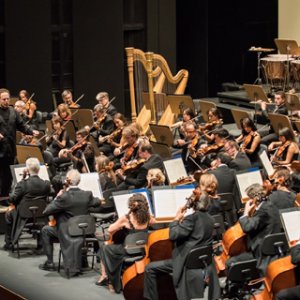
224;259;260;300
13;198;47;258
211;214;225;243
58;215;97;278
185;245;213;269
218;193;236;227
261;233;289;258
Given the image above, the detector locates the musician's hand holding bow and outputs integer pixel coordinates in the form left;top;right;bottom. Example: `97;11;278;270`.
32;130;39;137
176;139;186;147
115;168;125;181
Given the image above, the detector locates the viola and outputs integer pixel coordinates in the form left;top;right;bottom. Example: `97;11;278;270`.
196;142;224;157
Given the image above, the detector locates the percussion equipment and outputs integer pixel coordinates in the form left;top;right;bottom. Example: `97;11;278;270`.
291;60;300;83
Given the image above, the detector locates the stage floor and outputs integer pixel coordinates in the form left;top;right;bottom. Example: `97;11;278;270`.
0;234;123;300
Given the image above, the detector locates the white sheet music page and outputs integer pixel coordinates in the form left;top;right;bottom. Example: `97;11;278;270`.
281;210;300;242
259;150;274;178
12;164;50;183
163;157;187;184
78;172;102;199
236;169;263;199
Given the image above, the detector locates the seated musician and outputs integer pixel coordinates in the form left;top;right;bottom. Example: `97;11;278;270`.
172;107;196;139
40;169;101;274
268;167;296;210
61;89;80;108
174;121;201;174
256;91;288;145
19;89;38;129
199;107;223;143
89;104;115;148
96;91;117;117
235;117;261;166
3;158;51;251
268;127;299;166
59;128;95;173
227;183;281;273
224;140;251;171
14;100;29;123
56;103;72;121
96;193;152;293
276;241;300;300
95;154;117;191
116;142;164;191
143;192;220;300
146;168;165;188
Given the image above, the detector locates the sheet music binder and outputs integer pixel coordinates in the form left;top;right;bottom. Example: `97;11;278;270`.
280;207;300;245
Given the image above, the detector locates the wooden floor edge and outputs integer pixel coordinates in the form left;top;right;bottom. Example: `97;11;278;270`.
0;284;27;300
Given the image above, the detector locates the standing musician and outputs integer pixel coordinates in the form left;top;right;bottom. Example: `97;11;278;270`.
144;192;220;300
199;107;223;143
61;89;80;108
40;169;101;275
174;121;201;174
19;89;38;128
257;91;288;145
3;158;51;251
116;142;164;190
276;241;300;300
267;167;296;210
0;88;40;197
224;140;251;171
226;183;281;273
235;117;261;166
96;193;152;293
59;128;95;173
268;127;299;166
96;91;117;117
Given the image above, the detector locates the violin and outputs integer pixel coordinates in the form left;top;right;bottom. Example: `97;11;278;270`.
122;159;146;175
99;127;123;145
273;141;291;160
196;142;224;157
198;119;223;133
188;135;199;158
240;131;255;152
122;142;138;164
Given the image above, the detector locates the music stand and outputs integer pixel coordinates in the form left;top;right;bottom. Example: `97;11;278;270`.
243;84;269;103
268;113;295;138
150;124;174;147
16;145;44;164
167;95;194;116
285;93;300;117
231;109;252;130
274;39;298;54
198;100;216;122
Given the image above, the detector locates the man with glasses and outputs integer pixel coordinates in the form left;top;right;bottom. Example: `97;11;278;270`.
95;91;117;117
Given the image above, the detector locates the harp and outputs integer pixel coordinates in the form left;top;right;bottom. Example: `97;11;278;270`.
125;47;189;134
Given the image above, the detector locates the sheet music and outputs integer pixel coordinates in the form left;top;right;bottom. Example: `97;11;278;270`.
163;157;187;184
235;169;263;199
259;150;274;177
281;210;300;242
78;173;102;199
113;189;152;217
152;186;194;218
10;164;50;183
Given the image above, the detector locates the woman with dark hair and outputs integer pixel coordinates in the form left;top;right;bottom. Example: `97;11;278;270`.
96;193;151;293
236;117;261;165
268;127;299;165
200;107;223;143
19;89;38;128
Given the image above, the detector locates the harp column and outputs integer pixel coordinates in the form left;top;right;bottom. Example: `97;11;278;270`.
126;47;137;122
145;52;157;124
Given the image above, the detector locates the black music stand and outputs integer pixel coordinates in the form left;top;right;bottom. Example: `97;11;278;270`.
150;124;174;147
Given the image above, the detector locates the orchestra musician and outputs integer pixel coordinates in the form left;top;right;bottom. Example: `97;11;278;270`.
268;127;299;165
3;158;51;251
174;121;201;174
200;107;223;143
56;103;72;121
146;168;165;188
143;191;220;300
95;91;117;117
19;89;38;128
14;100;29;123
40;169;101;275
226;183;281;273
256;91;288;145
116;142;164;190
267;167;296;210
224;140;251;171
59;128;95;173
276;242;300;300
96;193;152;293
61;89;80;108
235;117;261;166
172;107;196;139
0;88;40;197
95;154;117;191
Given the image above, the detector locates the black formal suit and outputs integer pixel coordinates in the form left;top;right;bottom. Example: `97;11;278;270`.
276;244;300;300
0;106;34;196
228;151;251;171
41;187;100;273
239;201;281;271
117;153;164;190
144;210;220;300
106;104;117;117
269;190;296;210
5;175;51;246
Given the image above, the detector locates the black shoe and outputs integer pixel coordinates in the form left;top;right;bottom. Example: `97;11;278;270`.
95;277;109;286
39;261;56;271
2;244;12;251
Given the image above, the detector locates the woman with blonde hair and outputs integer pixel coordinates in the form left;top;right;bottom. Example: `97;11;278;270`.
146;168;165;188
95;154;117;191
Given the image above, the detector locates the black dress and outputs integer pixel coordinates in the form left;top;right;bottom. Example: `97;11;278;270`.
99;215;148;293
